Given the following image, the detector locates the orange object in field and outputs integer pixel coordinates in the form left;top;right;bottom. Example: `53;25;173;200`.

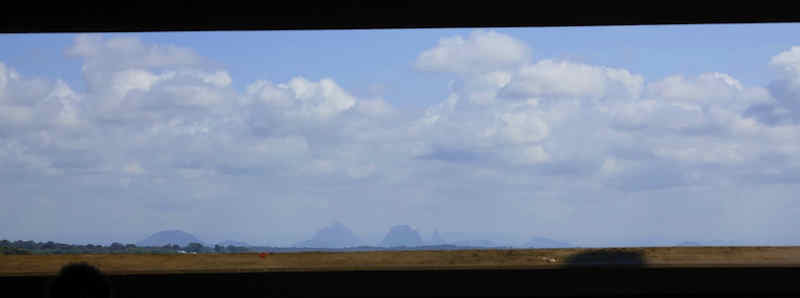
259;252;268;258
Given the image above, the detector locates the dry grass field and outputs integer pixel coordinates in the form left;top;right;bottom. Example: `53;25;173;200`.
3;246;800;276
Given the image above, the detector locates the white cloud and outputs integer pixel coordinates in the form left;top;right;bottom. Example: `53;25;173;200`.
450;71;513;105
245;77;357;121
0;62;19;101
415;30;531;75
511;145;551;164
0;64;86;131
412;42;800;189
500;59;644;101
160;85;227;107
109;69;166;98
346;162;377;179
604;72;770;138
45;80;84;128
0;140;59;176
356;98;394;117
652;142;747;164
6;32;800;246
770;46;800;95
744;46;800;125
194;70;232;88
176;168;216;180
408;91;560;168
68;34;204;71
245;80;292;107
644;72;767;111
769;46;800;77
245;136;310;162
64;35;234;126
497;111;549;144
293;77;357;118
303;159;336;175
0;106;34;127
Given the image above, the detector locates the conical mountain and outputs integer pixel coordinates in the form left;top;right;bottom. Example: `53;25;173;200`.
295;221;361;248
380;225;423;247
137;230;204;247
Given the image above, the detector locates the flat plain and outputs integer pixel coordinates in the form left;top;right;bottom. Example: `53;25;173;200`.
3;246;800;276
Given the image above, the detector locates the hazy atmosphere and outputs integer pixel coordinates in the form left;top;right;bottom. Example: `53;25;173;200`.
2;24;800;248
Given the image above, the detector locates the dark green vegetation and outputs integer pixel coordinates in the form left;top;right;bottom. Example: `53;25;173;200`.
1;238;516;256
0;240;249;255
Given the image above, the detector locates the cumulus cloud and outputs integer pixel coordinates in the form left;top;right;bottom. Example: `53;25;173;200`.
14;32;513;243
601;72;772;144
500;59;644;101
0;62;20;101
412;36;800;200
506;145;550;165
444;71;513;105
244;77;357;122
3;32;800;246
415;30;531;75
744;46;800;125
0;140;60;177
356;98;394;117
67;34;204;71
645;72;769;111
0;64;85;135
770;46;800;76
60;35;238;130
497;110;550;145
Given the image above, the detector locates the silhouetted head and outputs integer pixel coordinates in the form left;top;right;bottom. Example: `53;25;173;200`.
46;262;112;298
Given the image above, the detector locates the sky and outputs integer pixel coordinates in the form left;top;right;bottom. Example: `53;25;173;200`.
1;24;800;247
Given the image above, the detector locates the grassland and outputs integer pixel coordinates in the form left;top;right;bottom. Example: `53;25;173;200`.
3;246;800;276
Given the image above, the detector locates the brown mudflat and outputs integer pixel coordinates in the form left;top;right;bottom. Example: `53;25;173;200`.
3;246;800;276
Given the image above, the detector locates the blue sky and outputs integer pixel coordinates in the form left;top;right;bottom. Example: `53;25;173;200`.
5;23;796;107
2;24;800;247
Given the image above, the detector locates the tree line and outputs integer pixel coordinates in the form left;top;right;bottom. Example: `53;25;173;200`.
0;240;250;255
1;239;512;256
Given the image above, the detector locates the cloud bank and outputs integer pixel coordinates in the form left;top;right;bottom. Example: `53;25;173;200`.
1;31;799;247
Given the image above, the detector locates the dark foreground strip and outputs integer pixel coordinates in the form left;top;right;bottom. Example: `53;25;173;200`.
3;266;800;297
2;3;800;33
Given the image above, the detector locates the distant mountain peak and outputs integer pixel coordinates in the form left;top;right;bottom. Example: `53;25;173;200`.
381;225;423;247
295;221;361;248
137;230;204;247
324;221;350;233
